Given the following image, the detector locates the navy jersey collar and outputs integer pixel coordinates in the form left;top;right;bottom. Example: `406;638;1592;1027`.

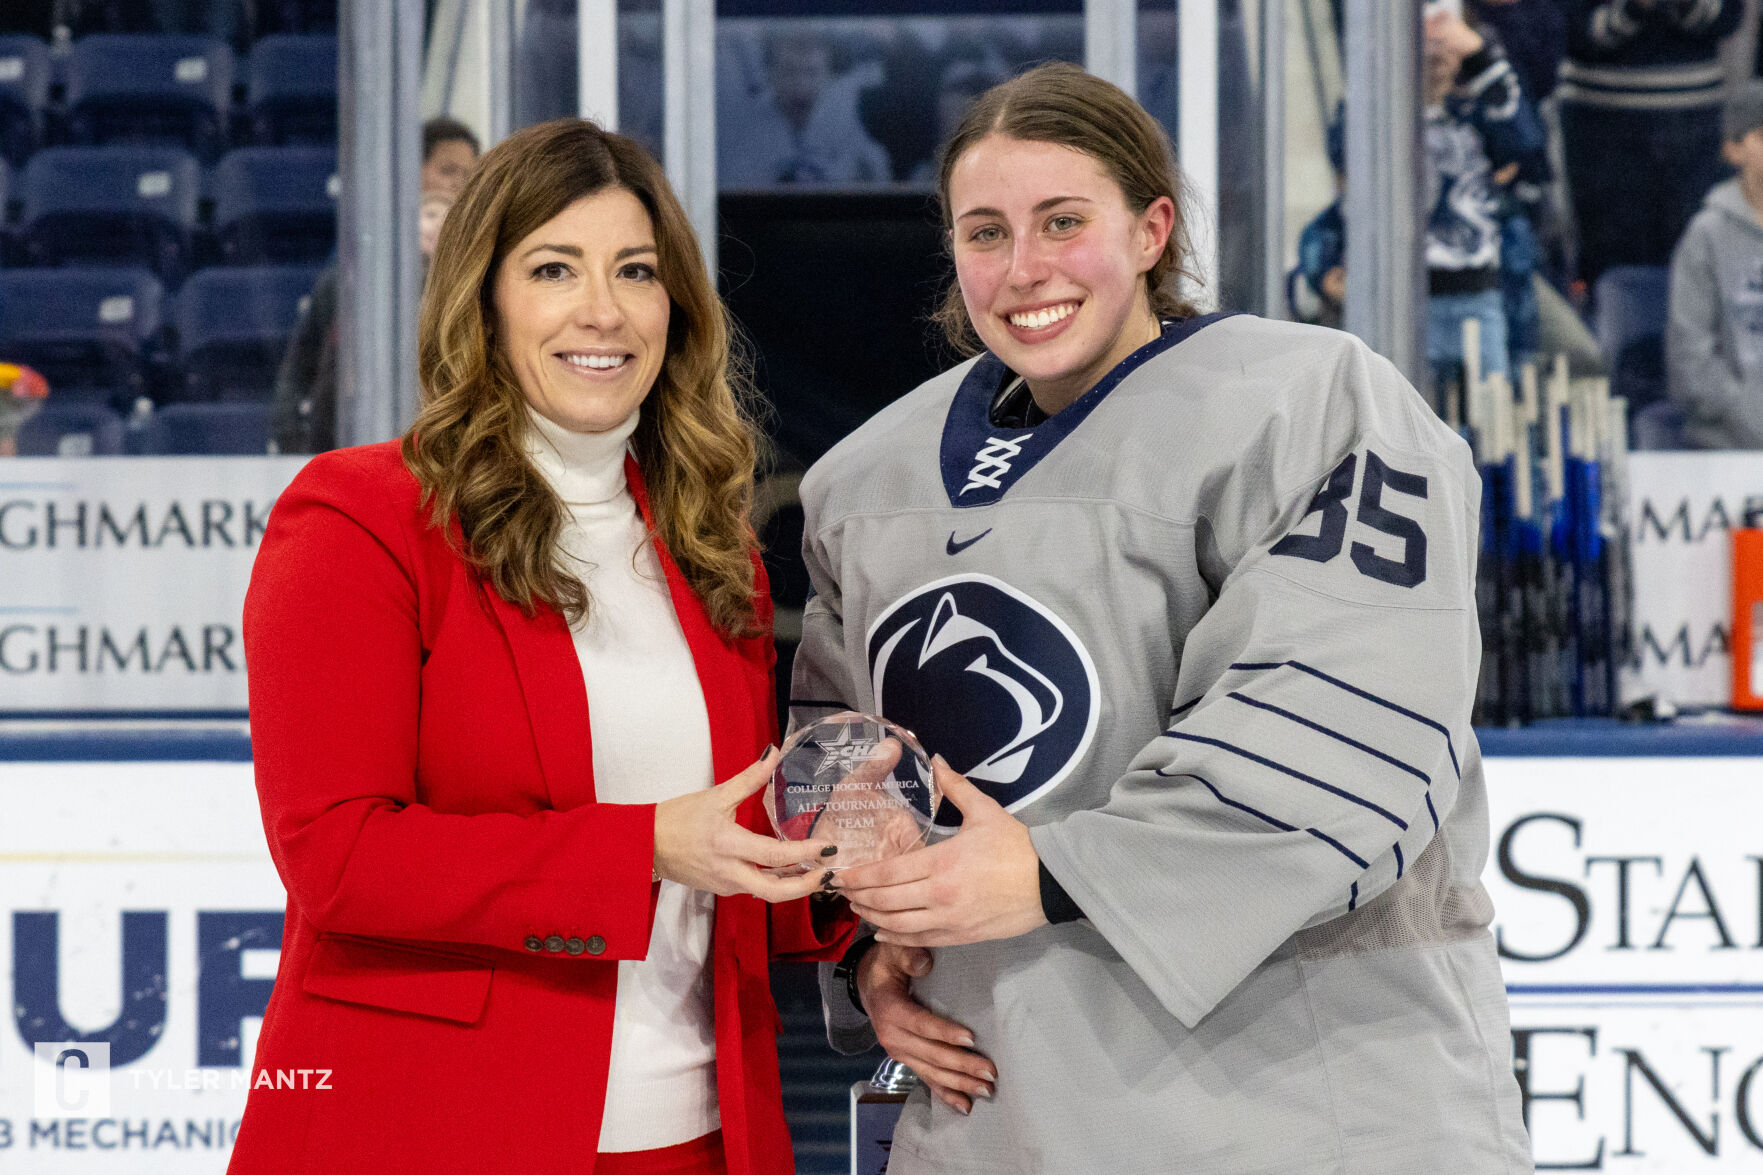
938;311;1233;508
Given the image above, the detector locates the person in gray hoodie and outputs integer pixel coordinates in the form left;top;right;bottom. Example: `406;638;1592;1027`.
1666;82;1763;450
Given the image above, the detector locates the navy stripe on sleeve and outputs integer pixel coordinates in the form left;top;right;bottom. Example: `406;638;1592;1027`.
1158;767;1296;831
1223;691;1431;783
1168;695;1201;720
1307;827;1371;870
1164;730;1408;830
1157;769;1371;871
1229;659;1461;780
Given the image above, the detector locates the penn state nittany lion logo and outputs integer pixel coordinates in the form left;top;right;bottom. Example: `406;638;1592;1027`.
866;574;1098;826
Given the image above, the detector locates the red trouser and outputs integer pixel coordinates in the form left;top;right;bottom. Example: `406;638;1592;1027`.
595;1131;727;1175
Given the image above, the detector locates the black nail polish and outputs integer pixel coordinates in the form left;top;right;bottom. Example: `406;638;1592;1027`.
820;870;838;890
820;844;839;857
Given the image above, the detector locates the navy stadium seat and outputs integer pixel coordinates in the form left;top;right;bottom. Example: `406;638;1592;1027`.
134;400;271;454
173;264;320;400
0;35;49;166
246;34;337;145
64;34;233;160
212;146;338;264
0;157;11;261
1594;265;1670;417
1631;399;1688;451
19;146;199;281
0;267;165;398
16;401;124;456
252;0;339;37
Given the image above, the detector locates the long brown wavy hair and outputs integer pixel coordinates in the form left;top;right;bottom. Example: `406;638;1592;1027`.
932;62;1201;355
403;118;765;636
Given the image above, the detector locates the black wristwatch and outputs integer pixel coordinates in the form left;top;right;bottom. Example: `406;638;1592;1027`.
833;933;880;1014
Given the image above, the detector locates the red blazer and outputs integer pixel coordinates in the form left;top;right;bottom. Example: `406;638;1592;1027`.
231;441;852;1175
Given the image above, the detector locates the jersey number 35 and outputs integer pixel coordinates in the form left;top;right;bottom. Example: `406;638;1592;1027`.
1269;450;1427;588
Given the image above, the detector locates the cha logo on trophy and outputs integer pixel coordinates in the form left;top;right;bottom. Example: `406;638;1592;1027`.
765;712;940;870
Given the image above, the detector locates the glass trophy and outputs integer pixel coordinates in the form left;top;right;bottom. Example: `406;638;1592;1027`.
765;712;939;871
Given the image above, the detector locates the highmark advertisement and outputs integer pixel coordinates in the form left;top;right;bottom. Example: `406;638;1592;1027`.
0;457;307;714
2;452;1758;713
1621;452;1763;709
3;754;1763;1168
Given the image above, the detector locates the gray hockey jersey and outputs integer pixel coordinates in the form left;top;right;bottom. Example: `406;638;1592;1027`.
793;314;1532;1174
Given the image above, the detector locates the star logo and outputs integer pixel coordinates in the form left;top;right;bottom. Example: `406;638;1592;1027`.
814;721;884;781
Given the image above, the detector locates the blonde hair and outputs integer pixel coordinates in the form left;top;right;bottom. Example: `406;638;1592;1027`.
402;118;765;636
932;62;1201;355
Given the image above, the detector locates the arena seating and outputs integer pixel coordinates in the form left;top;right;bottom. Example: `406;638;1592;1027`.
1632;399;1689;451
211;145;338;265
0;266;165;399
173;264;320;399
19;145;200;280
63;34;234;161
0;29;340;442
245;35;337;146
15;399;123;455
1593;265;1670;419
253;0;340;38
132;400;271;454
0;34;49;166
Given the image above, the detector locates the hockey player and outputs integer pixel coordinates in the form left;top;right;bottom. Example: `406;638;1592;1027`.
797;63;1533;1172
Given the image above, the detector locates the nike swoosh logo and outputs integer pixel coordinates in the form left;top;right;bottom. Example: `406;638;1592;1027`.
946;528;992;556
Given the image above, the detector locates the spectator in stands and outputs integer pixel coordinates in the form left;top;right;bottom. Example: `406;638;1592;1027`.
420;116;480;197
511;0;663;161
1470;0;1568;103
718;27;891;186
1460;3;1608;375
858;29;946;183
1292;12;1547;389
417;187;455;257
1421;7;1548;386
1558;0;1742;288
1666;81;1763;449
0;362;48;457
272;118;478;454
235;117;852;1174
906;57;1007;185
1290;113;1348;332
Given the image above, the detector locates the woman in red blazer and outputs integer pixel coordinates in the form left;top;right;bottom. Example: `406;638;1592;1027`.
233;119;854;1175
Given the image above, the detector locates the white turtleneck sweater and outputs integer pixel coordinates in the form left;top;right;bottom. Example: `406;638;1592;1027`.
522;406;720;1153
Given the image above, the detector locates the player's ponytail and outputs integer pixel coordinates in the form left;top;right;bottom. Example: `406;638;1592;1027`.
931;61;1201;356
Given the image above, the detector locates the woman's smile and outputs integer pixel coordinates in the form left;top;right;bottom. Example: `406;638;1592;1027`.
1000;298;1083;344
949;135;1171;415
493;187;672;434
